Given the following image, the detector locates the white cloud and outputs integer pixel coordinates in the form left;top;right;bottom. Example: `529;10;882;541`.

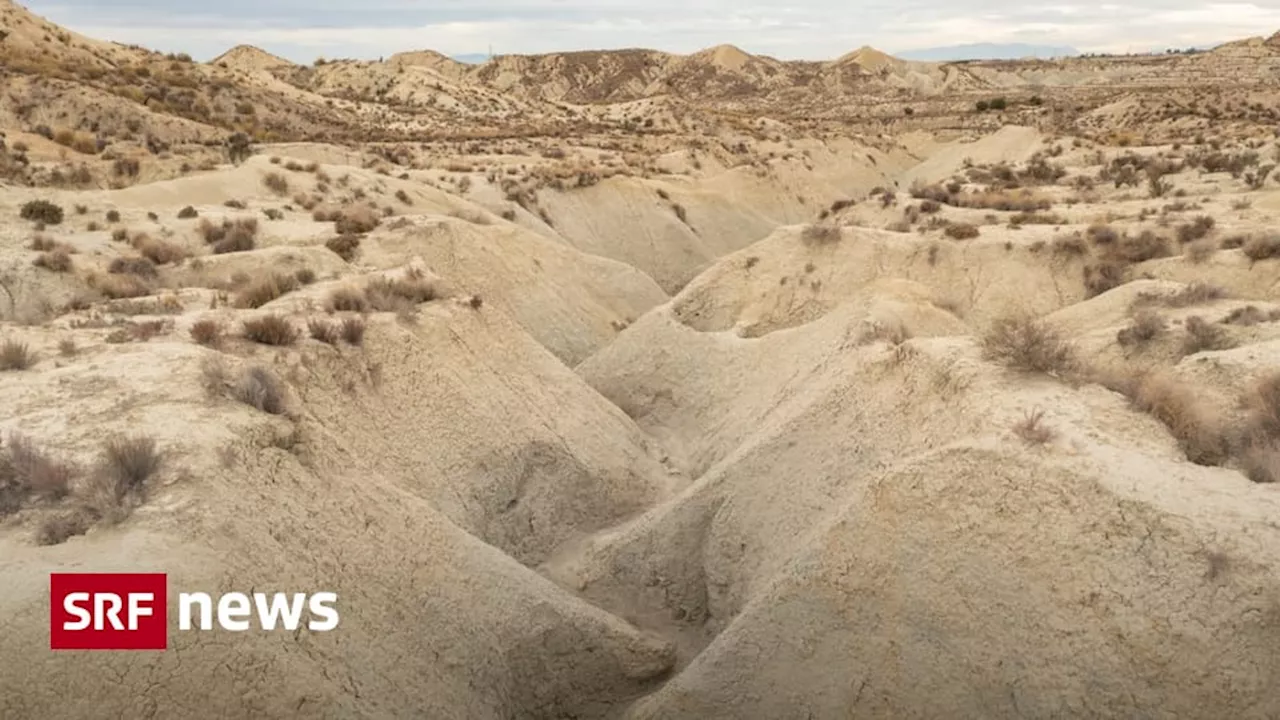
19;0;1280;62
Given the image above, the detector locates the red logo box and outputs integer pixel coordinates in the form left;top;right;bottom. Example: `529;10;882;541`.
50;573;168;650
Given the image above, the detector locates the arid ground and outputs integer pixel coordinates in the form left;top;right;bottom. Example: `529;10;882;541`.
3;1;1280;716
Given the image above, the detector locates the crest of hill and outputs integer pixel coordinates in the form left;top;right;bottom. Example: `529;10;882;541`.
388;49;466;75
0;0;144;69
833;46;906;72
211;44;297;72
468;48;674;102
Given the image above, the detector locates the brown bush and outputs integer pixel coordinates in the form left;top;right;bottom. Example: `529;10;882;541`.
308;319;340;345
234;273;298;309
294;268;317;285
1130;371;1228;465
1181;316;1235;356
91;272;152;299
233;366;287;414
135;237;188;265
189;318;224;347
1113;230;1172;263
1013;408;1055;445
334;204;380;235
366;272;436;312
1052;235;1088;256
1243;234;1280;261
1175;215;1215;244
1242;446;1280;484
1185;238;1216;263
327;286;368;312
1135;282;1228;309
801;223;841;245
1117;310;1166;347
944;222;980;240
177;206;199;219
325;234;361;262
242;315;298;345
262;171;290;196
981;314;1078;376
33;249;73;272
99;435;161;500
0;434;75;514
340;317;365;345
28;235;57;251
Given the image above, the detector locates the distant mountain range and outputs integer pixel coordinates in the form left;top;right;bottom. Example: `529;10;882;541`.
895;43;1081;61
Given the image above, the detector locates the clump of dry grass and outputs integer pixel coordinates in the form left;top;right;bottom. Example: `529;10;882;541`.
340;317;365;345
33;249;73;272
200;217;259;254
0;433;74;515
58;337;77;357
108;255;158;278
234;273;299;309
233;365;287;415
1117;309;1166;347
189;318;224;347
308;318;340;345
1129;371;1229;466
1083;261;1126;298
333;204;380;235
1243;234;1280;261
327;286;368;312
981;314;1078;376
1134;282;1228;309
857;320;911;346
99;436;161;500
944;222;980;240
1185;238;1216;263
242;315;298;346
325;234;361;262
1181;316;1235;356
366;271;436;313
0;339;36;371
1013;408;1055;445
134;235;188;265
262;171;290;196
800;223;841;246
90;272;152;299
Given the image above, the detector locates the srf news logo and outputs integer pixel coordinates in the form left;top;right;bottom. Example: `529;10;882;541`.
50;573;339;650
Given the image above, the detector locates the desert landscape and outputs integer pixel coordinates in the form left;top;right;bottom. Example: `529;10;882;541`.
3;0;1280;715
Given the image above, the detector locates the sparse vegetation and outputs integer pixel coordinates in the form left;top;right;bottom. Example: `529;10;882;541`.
190;319;224;347
235;273;298;309
0;340;36;370
1013;409;1055;445
340;317;366;345
981;314;1078;377
241;314;298;346
233;366;287;414
326;234;361;261
20;200;63;225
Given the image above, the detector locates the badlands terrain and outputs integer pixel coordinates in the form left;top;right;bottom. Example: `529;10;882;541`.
3;0;1280;716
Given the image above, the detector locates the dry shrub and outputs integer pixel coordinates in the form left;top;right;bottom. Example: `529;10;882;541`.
340;317;365;345
20;199;64;225
234;273;298;309
242;314;298;345
334;204;380;235
308;318;340;345
1181;316;1235;356
58;338;77;357
1086;223;1120;245
858;320;911;346
33;249;73;272
1135;282;1228;309
800;223;841;246
1242;446;1280;484
0;434;75;513
99;436;161;499
177;206;198;219
28;235;57;251
981;314;1078;376
1130;371;1228;465
1083;261;1126;297
1117;309;1165;347
233;366;287;414
91;272;152;299
1175;215;1215;244
1052;235;1088;256
945;222;980;240
366;272;436;312
294;268;317;285
1186;238;1216;263
1113;230;1171;263
1013;408;1055;445
108;255;158;278
189;318;224;347
35;510;93;545
1243;234;1280;261
327;286;368;312
1224;306;1272;326
134;236;188;265
262;171;289;196
325;234;361;262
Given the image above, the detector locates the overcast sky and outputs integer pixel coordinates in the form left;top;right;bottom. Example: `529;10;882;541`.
17;1;1280;63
